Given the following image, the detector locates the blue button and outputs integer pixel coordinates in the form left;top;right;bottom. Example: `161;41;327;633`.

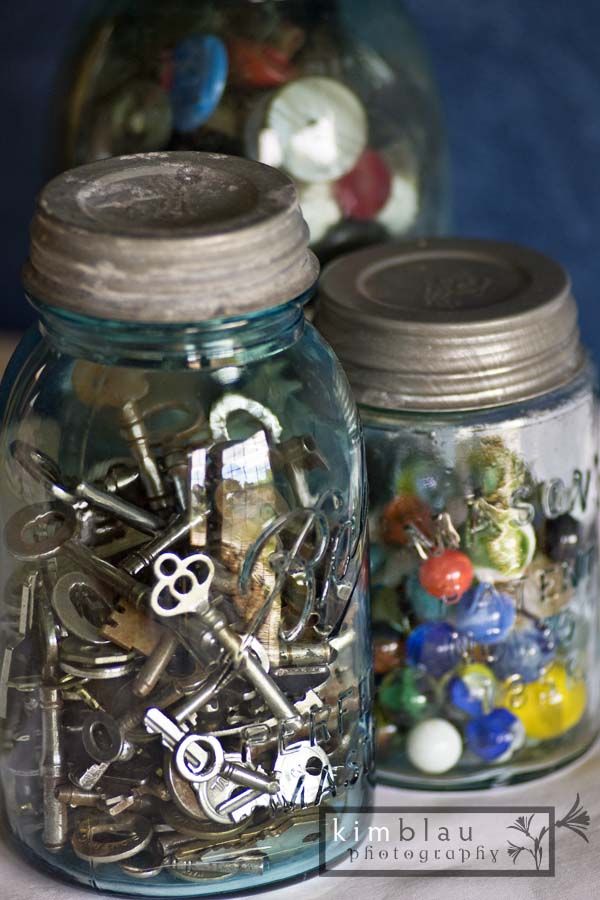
171;34;228;133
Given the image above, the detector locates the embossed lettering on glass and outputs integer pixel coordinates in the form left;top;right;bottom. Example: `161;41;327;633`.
316;238;600;788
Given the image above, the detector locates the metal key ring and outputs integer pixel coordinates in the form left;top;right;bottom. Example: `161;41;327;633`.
60;660;137;680
120;841;165;879
209;394;282;442
10;441;76;505
5;502;77;561
133;398;205;448
72;812;153;863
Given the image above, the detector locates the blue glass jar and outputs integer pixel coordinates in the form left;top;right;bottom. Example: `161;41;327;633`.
0;153;373;894
57;0;448;261
316;238;600;789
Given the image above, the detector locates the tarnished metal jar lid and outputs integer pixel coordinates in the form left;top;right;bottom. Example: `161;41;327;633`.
23;152;318;323
315;238;585;412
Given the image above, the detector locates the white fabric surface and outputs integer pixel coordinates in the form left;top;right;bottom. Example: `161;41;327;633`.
1;742;598;900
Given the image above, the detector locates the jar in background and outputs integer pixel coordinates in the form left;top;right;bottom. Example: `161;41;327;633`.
57;0;448;260
0;152;373;894
316;238;600;788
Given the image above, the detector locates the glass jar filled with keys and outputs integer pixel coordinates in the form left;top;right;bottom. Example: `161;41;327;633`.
0;152;373;895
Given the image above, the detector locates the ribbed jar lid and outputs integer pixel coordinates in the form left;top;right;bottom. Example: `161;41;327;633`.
23;152;318;323
316;238;585;412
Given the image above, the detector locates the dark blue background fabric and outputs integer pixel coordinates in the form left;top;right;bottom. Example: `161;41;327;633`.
2;1;600;358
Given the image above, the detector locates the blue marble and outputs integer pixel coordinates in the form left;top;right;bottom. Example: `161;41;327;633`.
406;621;465;678
490;626;556;683
452;582;516;645
465;707;523;762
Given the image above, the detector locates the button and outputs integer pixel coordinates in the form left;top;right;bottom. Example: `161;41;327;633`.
262;76;368;182
333;149;391;220
171;35;228;133
296;181;341;244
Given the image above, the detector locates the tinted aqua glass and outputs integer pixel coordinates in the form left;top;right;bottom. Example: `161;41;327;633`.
0;296;373;895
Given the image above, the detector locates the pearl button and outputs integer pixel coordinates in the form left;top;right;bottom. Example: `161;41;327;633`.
262;76;368;182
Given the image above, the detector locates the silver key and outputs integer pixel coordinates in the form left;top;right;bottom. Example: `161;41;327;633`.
150;552;215;618
10;441;162;535
121;512;206;576
174;734;279;795
272;742;334;808
197;606;299;722
144;708;209;772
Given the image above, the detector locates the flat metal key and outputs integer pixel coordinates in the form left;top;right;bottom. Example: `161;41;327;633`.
144;708;209;771
173;733;279;795
4;503;148;606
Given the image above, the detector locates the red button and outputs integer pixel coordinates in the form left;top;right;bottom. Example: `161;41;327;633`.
333;149;392;220
228;38;296;88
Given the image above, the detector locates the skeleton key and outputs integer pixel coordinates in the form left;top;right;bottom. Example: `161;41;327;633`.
10;441;162;535
195;606;299;722
120;512;206;576
101;600;170;655
100;601;178;696
150;552;215;618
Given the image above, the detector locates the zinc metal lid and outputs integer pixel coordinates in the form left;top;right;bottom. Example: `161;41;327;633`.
23;152;318;323
316;238;585;412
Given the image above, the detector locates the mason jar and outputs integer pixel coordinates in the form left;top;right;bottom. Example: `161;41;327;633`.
56;0;448;261
316;238;600;789
0;152;373;894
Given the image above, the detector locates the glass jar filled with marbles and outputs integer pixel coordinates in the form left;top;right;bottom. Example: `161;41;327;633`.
316;238;600;788
0;153;373;895
56;0;447;261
